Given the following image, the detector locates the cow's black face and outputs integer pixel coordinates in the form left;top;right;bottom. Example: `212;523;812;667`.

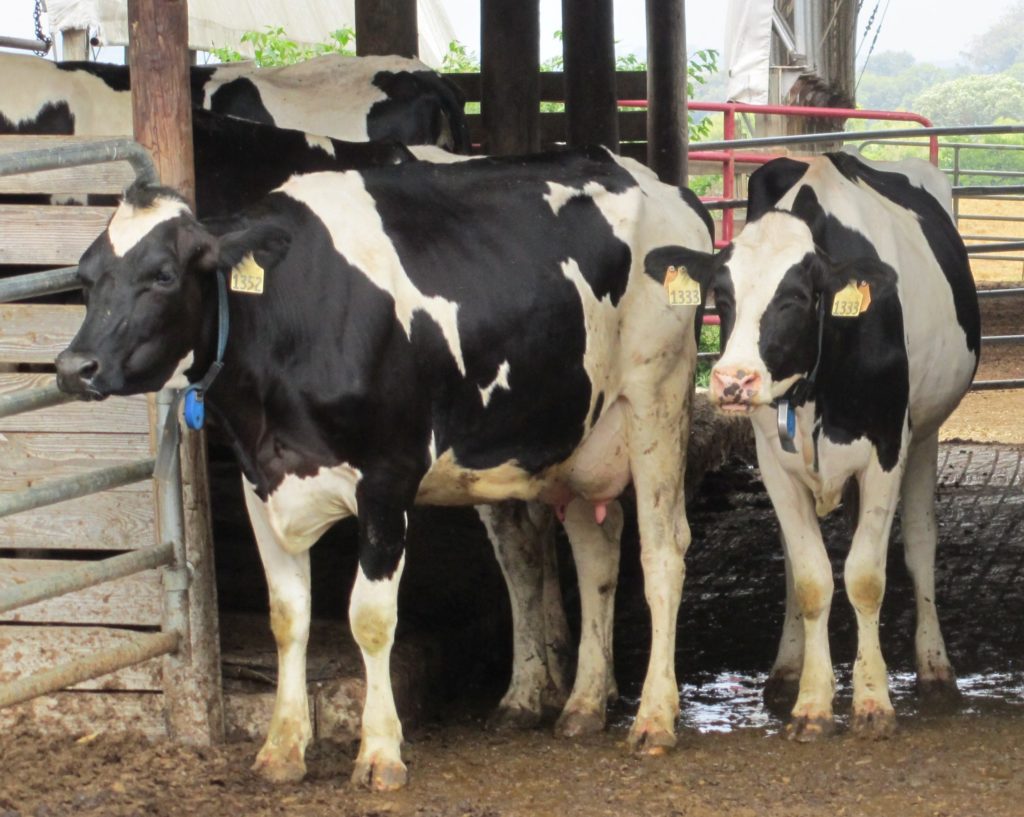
56;195;216;399
755;258;821;383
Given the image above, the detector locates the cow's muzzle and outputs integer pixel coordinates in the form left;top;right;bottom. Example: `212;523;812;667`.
55;350;106;400
709;365;763;412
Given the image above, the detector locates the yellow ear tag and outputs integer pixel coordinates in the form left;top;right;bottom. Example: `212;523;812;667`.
229;254;265;295
857;281;872;314
663;264;701;307
831;280;863;318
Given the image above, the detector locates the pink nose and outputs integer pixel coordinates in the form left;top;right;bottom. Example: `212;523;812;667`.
710;366;762;406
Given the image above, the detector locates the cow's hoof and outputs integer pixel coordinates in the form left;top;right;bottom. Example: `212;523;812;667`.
763;674;800;715
852;706;896;739
351;754;408;792
917;676;962;709
784;714;835;742
554;708;605;738
488;704;543;732
251;747;306;784
627;719;677;756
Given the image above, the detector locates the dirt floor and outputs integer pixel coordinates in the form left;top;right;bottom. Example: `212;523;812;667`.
2;232;1024;816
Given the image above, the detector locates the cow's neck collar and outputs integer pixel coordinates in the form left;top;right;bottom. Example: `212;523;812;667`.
154;270;230;481
772;294;826;457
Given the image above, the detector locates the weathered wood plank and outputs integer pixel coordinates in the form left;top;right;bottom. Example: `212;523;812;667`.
0;490;157;551
0;626;163;690
0;136;135;196
0;559;163;625
0;205;112;266
0;431;153;493
0;304;85;365
0;374;149;433
0;690;166;738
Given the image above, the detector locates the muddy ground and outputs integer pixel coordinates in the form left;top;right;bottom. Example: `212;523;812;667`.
2;291;1022;816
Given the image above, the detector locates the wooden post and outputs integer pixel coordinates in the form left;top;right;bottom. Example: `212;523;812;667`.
562;0;618;151
481;0;539;155
127;0;224;746
355;0;419;59
61;29;89;61
645;0;687;184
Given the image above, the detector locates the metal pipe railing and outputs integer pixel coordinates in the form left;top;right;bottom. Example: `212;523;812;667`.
0;542;174;615
0;138;157;186
0;266;82;303
0;36;50;53
0;379;76;419
0;631;179;709
0;458;155;519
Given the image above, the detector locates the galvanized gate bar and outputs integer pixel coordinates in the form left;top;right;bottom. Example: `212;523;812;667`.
0;458;155;519
0;631;180;710
0;266;82;303
0;542;174;616
0;379;76;419
0;138;157;185
971;379;1024;391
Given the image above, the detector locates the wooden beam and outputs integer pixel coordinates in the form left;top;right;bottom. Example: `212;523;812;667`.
355;0;419;59
481;0;540;154
562;0;618;151
61;29;89;61
126;0;223;746
645;0;688;184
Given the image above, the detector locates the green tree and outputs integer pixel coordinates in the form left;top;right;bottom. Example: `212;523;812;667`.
210;25;355;66
912;74;1024;126
965;1;1024;73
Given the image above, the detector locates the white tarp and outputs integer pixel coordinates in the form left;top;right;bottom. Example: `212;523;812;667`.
724;0;773;105
45;0;457;68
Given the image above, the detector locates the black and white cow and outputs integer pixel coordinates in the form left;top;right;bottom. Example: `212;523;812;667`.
56;149;714;788
0;52;470;152
655;152;979;739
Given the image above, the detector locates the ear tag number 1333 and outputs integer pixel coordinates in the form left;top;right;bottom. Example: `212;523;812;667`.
663;265;701;307
831;280;871;318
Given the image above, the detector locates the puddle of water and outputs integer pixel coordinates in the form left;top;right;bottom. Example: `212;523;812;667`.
612;666;1024;735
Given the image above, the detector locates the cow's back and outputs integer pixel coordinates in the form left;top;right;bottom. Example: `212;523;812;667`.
762;154;979;434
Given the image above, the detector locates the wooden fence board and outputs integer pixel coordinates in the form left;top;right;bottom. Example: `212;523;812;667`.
0;205;112;266
0;690;165;737
0;305;85;365
0;373;149;433
0;431;153;493
0;490;156;551
0;559;162;625
0;136;135;197
0;626;163;690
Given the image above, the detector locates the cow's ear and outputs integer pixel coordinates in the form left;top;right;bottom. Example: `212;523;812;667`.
820;256;899;299
644;245;717;299
216;224;292;275
176;220;218;274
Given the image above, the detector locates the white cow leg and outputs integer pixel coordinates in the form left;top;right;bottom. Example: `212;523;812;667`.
754;433;836;742
555;498;624;737
535;502;574;710
764;534;804;713
845;462;902;738
243;480;313;783
624;388;691;754
478;501;551;729
901;432;959;704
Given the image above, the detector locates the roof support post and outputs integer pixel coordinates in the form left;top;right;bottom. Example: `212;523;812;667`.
481;0;540;154
356;0;419;59
562;0;619;151
645;0;688;184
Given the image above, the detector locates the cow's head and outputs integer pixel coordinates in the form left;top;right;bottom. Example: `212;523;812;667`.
55;180;287;399
649;210;898;413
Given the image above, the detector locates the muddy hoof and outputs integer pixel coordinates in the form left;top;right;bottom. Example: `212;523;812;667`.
541;683;570;716
488;704;543;732
555;708;606;738
351;754;408;792
784;714;835;743
852;707;896;739
763;675;800;715
251;749;307;784
627;720;677;756
917;677;962;710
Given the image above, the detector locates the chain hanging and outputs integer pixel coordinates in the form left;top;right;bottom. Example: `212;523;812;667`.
33;0;53;56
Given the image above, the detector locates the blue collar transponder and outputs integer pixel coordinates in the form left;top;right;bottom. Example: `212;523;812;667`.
154;270;229;481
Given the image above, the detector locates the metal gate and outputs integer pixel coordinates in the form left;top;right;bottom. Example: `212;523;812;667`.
0;139;223;741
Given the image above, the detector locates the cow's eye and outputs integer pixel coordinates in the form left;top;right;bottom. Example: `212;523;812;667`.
154;266;176;287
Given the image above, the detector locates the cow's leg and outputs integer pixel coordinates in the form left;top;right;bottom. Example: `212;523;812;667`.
243;481;313;784
845;460;903;738
478;501;555;729
753;433;836;741
555;497;624;736
764;534;804;714
624;389;691;754
537;502;574;710
349;491;410;791
901;432;959;704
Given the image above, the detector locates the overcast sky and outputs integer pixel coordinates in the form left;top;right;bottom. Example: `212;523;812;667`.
0;1;1014;69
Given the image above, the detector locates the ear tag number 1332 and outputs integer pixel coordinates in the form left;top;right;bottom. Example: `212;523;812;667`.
230;254;265;295
663;265;701;307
